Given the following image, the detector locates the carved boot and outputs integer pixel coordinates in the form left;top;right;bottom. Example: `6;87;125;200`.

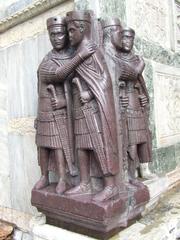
56;179;67;195
139;163;157;179
65;182;91;195
92;175;118;201
129;178;144;188
92;185;119;202
34;175;49;190
69;164;79;177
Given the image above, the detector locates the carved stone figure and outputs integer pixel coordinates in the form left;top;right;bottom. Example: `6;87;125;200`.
31;12;150;239
102;19;155;181
112;27;153;183
63;11;120;202
34;16;95;194
101;18;125;172
101;17;122;51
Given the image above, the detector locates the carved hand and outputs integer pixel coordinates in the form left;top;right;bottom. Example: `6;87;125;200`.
120;96;129;108
139;94;148;107
136;57;145;74
51;97;66;110
80;91;93;104
78;42;97;60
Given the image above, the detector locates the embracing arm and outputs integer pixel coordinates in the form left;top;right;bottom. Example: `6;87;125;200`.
55;53;84;80
40;54;83;84
42;43;97;83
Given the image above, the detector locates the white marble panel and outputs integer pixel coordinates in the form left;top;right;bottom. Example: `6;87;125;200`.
20;38;39;117
126;0;171;48
0;173;11;208
0;88;7;111
0;140;9;174
0;110;10;207
0;206;34;231
6;38;39;119
7;43;24;118
5;33;53;119
0;49;8;86
37;32;51;64
153;62;180;148
0;110;8;136
9;134;40;214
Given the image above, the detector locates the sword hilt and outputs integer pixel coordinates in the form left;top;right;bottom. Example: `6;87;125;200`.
119;80;126;97
47;84;57;99
72;77;83;93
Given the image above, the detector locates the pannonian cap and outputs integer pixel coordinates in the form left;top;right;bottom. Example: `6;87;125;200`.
66;11;91;23
101;18;121;29
121;27;135;37
47;16;66;29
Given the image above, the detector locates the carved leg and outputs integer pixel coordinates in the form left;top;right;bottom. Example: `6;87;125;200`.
65;149;91;195
139;163;157;179
128;145;138;181
34;147;49;190
138;143;156;179
54;149;67;194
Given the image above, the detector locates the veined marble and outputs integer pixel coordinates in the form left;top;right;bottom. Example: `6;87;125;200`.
153;62;180;148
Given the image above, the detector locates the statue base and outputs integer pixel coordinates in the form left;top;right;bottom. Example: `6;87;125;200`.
31;183;149;240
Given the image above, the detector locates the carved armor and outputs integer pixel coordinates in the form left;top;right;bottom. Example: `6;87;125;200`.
118;54;147;143
117;52;152;164
72;78;102;149
35;50;75;171
36;51;67;148
119;55;147;145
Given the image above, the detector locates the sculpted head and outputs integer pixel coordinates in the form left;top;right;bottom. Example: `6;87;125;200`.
66;11;91;47
120;27;135;53
47;16;67;51
102;17;122;46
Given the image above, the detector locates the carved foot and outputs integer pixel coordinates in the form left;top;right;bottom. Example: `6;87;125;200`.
34;175;49;190
65;182;91;195
140;163;157;179
129;179;144;188
93;185;119;202
56;179;67;195
141;172;157;180
69;164;79;177
126;182;137;191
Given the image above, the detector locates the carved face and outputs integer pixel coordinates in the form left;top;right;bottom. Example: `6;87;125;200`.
67;22;84;47
48;26;66;51
121;31;134;52
111;30;121;50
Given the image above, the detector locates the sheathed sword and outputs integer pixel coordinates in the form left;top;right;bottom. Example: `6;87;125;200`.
47;84;78;176
119;80;128;169
134;82;152;161
72;77;107;174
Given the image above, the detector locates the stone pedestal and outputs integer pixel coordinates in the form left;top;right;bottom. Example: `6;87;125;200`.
31;183;149;240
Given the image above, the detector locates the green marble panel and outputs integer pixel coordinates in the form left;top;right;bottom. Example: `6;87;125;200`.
175;143;180;167
74;0;90;10
99;0;126;23
152;146;176;174
135;37;180;68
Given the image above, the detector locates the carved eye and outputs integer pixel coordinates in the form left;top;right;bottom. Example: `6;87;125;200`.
54;18;57;21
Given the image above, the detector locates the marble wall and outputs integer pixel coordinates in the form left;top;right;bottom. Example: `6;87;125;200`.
126;0;171;49
153;63;180;148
